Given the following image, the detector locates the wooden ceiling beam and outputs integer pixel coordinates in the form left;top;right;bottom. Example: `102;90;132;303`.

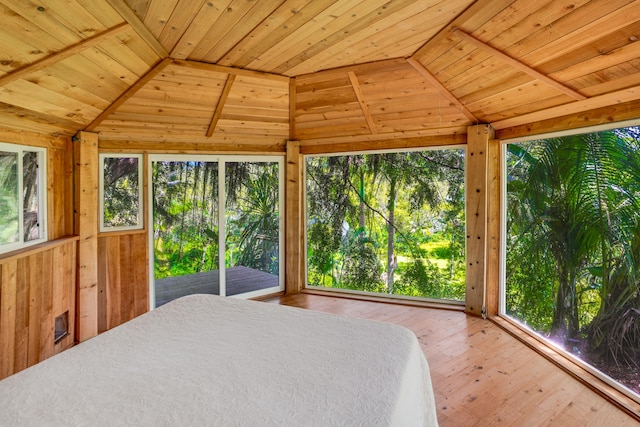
300;132;467;155
451;28;586;101
406;57;478;123
173;59;289;83
105;0;168;58
206;74;236;137
84;58;172;131
412;0;511;60
0;23;130;88
492;84;640;130
347;71;377;135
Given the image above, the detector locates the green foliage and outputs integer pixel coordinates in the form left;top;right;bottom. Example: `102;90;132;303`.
151;161;280;281
339;236;385;292
506;127;640;376
227;163;280;275
305;149;466;300
395;258;464;300
152;161;220;279
0;151;19;244
103;157;140;227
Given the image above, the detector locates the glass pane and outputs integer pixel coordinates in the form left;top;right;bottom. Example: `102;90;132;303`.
225;162;280;296
23;151;39;242
152;161;219;306
505;127;640;397
306;149;466;300
103;157;140;228
0;151;19;245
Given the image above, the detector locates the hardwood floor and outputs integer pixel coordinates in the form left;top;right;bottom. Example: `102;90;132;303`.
267;293;640;426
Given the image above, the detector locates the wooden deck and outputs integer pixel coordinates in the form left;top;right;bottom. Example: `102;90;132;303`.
155;266;279;307
269;293;640;427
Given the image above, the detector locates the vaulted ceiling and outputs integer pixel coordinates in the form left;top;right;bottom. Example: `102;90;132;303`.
1;0;640;149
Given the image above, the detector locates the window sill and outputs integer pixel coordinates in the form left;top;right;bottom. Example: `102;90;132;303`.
0;235;79;265
302;287;466;311
98;228;146;238
490;315;640;421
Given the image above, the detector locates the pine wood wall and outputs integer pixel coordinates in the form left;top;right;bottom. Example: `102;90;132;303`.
0;131;75;380
98;232;149;333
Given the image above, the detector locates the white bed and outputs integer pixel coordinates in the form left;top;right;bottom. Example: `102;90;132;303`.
0;294;438;426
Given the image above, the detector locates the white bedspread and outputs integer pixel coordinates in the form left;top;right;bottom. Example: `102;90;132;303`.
0;295;438;426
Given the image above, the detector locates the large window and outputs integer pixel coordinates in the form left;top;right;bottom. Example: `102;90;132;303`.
99;154;143;232
0;142;46;254
150;156;284;307
504;126;640;400
305;148;466;301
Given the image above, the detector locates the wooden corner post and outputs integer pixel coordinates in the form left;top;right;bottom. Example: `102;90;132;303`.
285;140;302;294
74;131;99;341
466;124;494;317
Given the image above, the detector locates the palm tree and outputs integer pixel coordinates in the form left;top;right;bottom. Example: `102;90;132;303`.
507;129;640;347
231;163;280;274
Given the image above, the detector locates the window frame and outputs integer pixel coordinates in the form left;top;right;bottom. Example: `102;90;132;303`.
98;153;144;233
0;142;47;255
499;118;640;407
302;145;467;306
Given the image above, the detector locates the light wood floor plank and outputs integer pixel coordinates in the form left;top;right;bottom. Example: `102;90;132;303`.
267;293;639;426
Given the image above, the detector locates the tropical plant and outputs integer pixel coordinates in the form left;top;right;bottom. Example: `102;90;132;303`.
228;163;280;274
152;161;219;278
506;127;640;391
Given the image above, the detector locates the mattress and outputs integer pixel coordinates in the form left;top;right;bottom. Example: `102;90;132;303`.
0;294;438;426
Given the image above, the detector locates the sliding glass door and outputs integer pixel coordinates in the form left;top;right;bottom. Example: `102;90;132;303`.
150;155;283;307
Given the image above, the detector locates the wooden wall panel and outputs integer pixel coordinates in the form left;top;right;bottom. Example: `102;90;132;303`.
0;239;77;380
49;142;74;239
0;131;75;379
98;232;149;333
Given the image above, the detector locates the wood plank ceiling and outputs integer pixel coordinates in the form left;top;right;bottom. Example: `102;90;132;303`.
0;0;639;147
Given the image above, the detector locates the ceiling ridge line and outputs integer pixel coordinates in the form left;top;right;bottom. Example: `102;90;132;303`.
411;0;511;61
451;27;587;101
105;0;167;58
173;59;289;82
406;57;478;123
84;57;173;132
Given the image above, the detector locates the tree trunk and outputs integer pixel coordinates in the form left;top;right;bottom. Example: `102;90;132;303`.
551;272;569;340
178;164;189;259
551;263;579;342
359;170;366;234
450;229;455;279
387;177;397;293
